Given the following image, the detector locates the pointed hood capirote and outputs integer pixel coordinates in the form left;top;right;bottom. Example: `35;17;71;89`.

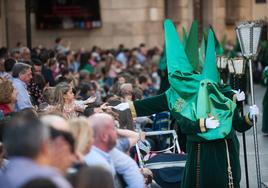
198;27;225;76
164;19;236;141
202;29;220;83
158;46;167;71
210;26;224;56
185;20;200;72
182;26;188;47
164;19;200;99
199;36;206;70
164;19;193;75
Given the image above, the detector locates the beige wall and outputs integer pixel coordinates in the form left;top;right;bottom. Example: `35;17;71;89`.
1;0;267;49
238;0;253;20
6;0;26;48
224;0;267;43
210;0;226;40
176;0;193;35
252;1;268;20
5;0;165;50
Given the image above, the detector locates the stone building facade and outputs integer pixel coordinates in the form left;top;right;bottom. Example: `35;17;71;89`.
0;0;267;50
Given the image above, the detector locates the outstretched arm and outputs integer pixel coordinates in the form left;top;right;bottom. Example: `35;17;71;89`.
131;93;169;117
113;93;169;118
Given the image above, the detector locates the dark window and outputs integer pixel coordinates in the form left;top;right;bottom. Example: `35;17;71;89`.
256;0;266;3
35;0;102;30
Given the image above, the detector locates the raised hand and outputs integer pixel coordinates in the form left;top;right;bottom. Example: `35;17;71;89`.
234;89;245;102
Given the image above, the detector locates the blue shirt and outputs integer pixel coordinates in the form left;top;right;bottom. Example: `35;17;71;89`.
116;52;127;68
12;78;33;111
84;146;116;176
136;52;146;65
110;148;144;188
116;137;130;153
0;157;71;188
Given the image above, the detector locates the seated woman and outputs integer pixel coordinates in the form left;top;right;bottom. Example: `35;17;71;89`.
0;77;17;117
47;82;96;119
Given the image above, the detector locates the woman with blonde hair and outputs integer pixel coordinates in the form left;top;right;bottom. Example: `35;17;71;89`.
68;117;94;160
53;82;95;119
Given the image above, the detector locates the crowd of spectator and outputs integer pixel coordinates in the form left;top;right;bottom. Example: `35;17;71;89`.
0;39;165;188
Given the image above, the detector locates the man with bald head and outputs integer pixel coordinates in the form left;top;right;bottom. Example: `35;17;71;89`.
84;113;117;177
84;113;144;188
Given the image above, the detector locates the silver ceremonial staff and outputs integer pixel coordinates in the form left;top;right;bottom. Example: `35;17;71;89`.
235;21;262;188
227;57;249;188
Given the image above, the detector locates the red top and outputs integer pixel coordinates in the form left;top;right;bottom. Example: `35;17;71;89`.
0;104;12;116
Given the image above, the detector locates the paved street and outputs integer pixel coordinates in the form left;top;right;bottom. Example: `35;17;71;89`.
239;84;268;188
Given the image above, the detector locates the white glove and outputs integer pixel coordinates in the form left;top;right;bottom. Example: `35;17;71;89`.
205;116;220;129
112;102;130;111
249;105;259;119
233;89;245;102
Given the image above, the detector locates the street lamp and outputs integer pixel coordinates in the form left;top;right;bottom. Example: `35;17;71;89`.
235;21;262;188
227;57;246;101
217;56;228;69
228;57;245;75
236;22;262;58
228;57;246;99
217;56;228;83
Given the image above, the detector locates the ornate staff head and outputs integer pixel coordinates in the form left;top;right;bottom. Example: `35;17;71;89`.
235;21;262;58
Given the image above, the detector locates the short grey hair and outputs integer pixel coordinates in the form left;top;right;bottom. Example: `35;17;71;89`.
4;118;49;158
12;62;32;78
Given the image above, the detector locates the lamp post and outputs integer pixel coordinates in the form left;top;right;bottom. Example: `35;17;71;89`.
228;57;249;188
217;56;228;83
236;21;262;188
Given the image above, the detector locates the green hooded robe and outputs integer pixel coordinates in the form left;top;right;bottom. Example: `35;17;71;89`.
129;19;253;188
